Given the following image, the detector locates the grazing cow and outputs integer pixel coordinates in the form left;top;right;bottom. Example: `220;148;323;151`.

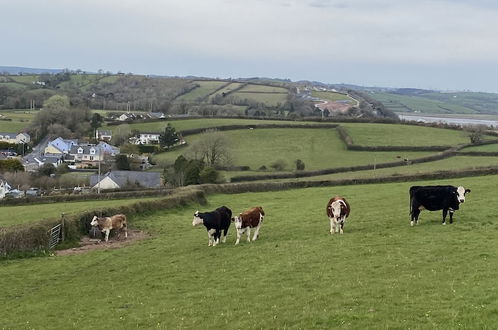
90;214;128;242
409;185;471;226
326;196;350;234
192;206;232;246
232;206;265;245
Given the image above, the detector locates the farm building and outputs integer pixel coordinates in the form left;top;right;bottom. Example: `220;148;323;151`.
90;170;162;190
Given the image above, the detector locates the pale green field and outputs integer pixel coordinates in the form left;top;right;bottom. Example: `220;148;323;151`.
341;123;473;146
0;176;496;328
0;110;34;132
154;128;432;170
104;118;325;134
175;80;228;102
207;82;244;100
0;197;163;227
238;84;288;93
460;143;498;152
230;91;288;106
312;91;357;103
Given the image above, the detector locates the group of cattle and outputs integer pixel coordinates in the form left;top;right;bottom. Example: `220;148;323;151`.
88;185;471;245
192;206;265;246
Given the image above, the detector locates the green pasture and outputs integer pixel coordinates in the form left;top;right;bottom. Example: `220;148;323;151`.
0;82;27;90
0;110;34;132
460;143;498;152
207;82;244;100
341;123;475;146
370;92;477;114
175;80;228;102
238;84;288;94
0;197;163;228
231;91;288;106
312;91;357;103
153;128;432;171
8;75;38;84
104;118;322;134
253;155;498;183
1;175;496;328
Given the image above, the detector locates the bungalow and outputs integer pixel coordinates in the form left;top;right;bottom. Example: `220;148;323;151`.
89;171;161;190
44;137;78;155
33;155;64;168
0;132;31;144
96;129;112;142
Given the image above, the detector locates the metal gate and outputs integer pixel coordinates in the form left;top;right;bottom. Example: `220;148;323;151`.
48;224;62;249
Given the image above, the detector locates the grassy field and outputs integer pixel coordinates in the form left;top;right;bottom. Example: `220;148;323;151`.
0;197;163;227
104;118;325;134
153;128;432;170
341;123;474;146
237;84;288;94
369;92;478;114
207;82;244;100
175;80;228;102
0;175;496;328
0;110;35;132
460;143;498;152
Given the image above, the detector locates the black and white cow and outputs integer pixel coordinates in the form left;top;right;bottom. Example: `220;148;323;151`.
409;185;471;226
192;206;232;246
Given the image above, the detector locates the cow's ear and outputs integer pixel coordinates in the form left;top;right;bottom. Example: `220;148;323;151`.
465;189;471;194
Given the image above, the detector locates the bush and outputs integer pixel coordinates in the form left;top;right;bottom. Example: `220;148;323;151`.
295;159;305;171
199;167;220;184
270;159;287;171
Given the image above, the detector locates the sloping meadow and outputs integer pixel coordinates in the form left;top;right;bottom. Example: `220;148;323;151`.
1;175;497;328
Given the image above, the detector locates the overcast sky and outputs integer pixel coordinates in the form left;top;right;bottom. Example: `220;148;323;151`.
2;0;498;91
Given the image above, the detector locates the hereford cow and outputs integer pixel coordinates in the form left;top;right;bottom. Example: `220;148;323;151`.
409;185;470;226
192;206;232;246
326;196;350;234
90;214;128;242
232;206;265;245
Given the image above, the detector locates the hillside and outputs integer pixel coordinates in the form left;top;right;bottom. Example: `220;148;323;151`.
368;88;498;115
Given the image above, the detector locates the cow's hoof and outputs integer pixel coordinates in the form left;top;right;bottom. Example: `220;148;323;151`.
410;221;414;227
442;223;446;225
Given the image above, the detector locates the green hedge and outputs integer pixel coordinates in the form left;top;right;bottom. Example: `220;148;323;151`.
179;123;338;137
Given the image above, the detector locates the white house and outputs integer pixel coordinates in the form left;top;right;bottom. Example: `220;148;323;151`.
0;132;31;144
133;132;161;145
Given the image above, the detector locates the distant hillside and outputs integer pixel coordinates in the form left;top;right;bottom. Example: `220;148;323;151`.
0;66;63;75
368;88;498;115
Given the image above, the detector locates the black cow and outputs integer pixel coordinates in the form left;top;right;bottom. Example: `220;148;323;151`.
192;206;232;246
409;185;471;226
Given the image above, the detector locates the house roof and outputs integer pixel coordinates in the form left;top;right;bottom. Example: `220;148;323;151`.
90;170;161;188
48;137;78;152
69;145;101;155
0;132;17;139
97;130;112;136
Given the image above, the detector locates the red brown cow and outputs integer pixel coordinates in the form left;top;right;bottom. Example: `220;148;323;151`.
326;196;350;234
232;206;265;245
90;214;128;242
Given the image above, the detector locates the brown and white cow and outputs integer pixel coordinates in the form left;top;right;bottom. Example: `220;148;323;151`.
326;196;350;234
90;214;128;242
232;206;265;245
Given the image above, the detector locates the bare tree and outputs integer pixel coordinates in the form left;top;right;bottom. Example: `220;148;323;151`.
187;130;233;167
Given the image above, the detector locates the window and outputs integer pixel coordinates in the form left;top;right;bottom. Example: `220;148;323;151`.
90;148;96;155
77;148;83;154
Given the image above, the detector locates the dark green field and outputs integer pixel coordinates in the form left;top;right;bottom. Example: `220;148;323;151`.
1;175;496;328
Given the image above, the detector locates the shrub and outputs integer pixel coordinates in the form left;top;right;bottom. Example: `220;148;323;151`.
270;159;287;171
295;159;305;171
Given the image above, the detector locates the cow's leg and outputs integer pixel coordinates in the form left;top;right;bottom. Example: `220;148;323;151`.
213;230;221;246
329;218;335;234
339;219;344;234
442;209;448;225
449;209;454;224
221;228;228;243
207;229;215;246
252;224;262;241
246;227;251;242
104;229;110;242
124;225;128;239
235;229;241;245
411;208;420;226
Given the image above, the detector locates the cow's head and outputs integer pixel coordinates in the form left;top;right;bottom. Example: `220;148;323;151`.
233;215;243;229
90;216;99;227
329;201;343;220
192;211;203;226
456;186;471;203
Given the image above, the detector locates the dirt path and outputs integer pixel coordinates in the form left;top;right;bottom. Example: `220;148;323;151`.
56;230;150;256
